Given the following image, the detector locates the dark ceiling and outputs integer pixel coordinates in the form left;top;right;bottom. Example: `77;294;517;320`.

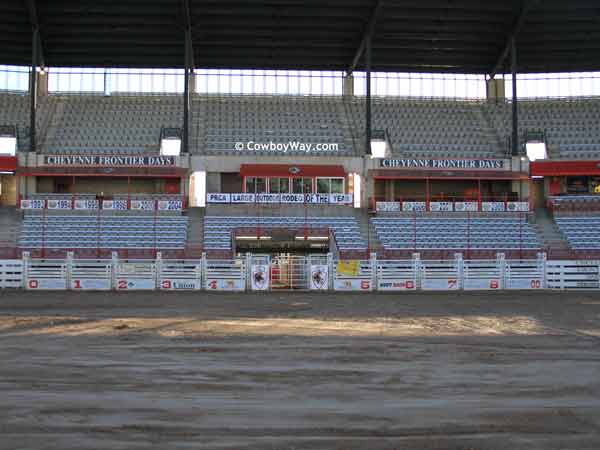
2;0;600;74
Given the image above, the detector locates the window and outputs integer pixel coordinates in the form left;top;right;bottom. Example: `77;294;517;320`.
269;177;290;194
316;177;345;194
292;178;313;194
245;177;267;193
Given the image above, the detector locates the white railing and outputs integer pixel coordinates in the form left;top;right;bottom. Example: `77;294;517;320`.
376;200;529;213
4;251;597;291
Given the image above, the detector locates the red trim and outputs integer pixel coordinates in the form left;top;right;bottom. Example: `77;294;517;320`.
0;156;17;172
530;160;600;176
240;164;345;178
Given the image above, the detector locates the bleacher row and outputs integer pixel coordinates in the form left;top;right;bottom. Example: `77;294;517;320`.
203;216;368;251
3;92;600;158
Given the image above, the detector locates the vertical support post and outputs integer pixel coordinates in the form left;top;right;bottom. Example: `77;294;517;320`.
425;178;430;211
66;251;74;290
412;252;421;290
156;252;162;289
201;251;207;290
511;38;519;157
455;253;463;290
370;252;377;291
29;29;38;153
327;252;333;291
245;252;252;291
365;31;372;155
538;252;547;289
497;252;506;289
111;251;118;290
22;251;30;289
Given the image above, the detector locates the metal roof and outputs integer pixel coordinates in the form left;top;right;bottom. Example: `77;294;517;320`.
3;0;600;74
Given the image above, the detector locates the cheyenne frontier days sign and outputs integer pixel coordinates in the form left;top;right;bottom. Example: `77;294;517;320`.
380;159;505;170
43;155;175;166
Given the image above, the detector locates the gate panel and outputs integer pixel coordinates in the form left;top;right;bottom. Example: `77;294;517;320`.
505;260;545;290
546;260;600;290
271;256;308;290
250;256;270;291
377;260;418;291
115;261;157;290
25;259;68;290
71;260;112;290
159;260;202;290
0;260;23;288
204;259;246;291
421;260;460;290
463;260;502;290
308;255;329;291
333;259;373;291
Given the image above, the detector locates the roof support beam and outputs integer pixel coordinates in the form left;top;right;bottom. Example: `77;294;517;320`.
182;0;194;154
347;0;384;75
489;0;538;79
24;0;44;69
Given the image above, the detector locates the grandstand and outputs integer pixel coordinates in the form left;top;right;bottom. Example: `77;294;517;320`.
1;1;600;263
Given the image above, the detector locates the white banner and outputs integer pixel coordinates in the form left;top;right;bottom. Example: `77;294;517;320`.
205;278;245;291
20;199;45;209
506;278;543;290
402;201;426;212
463;279;501;290
102;199;128;210
309;265;329;290
26;278;67;290
454;201;479;212
116;278;156;290
377;279;416;291
333;279;371;291
47;199;72;210
74;200;99;210
329;194;353;204
130;200;155;211
207;193;231;203
231;193;256;203
280;193;304;203
71;278;112;290
422;278;459;291
430;201;453;212
157;200;183;211
251;265;270;291
256;194;281;203
506;201;530;212
159;279;201;290
481;202;506;212
376;202;401;212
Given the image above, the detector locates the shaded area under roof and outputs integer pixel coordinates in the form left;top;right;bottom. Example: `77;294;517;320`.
2;0;600;74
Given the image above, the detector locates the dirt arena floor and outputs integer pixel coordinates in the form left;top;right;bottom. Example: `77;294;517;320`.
0;290;599;449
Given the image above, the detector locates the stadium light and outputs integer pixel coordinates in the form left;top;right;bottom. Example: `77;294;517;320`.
160;137;181;156
370;129;389;158
525;143;547;161
0;126;17;156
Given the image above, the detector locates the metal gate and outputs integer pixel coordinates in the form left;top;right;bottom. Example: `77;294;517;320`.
270;255;309;290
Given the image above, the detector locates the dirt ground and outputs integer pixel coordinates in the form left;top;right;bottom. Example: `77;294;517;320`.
0;290;599;450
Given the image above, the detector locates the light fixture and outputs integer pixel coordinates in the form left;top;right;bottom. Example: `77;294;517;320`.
370;129;389;159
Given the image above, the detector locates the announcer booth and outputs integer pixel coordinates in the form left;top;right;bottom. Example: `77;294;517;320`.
531;160;600;212
368;157;531;213
17;155;189;206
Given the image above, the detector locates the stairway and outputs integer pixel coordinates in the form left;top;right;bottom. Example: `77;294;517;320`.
478;103;506;156
185;207;205;252
0;207;22;247
533;207;570;253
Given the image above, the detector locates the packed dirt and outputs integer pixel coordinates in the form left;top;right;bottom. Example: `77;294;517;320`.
0;290;599;449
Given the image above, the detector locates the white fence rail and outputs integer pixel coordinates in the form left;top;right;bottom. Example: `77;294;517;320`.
2;252;598;291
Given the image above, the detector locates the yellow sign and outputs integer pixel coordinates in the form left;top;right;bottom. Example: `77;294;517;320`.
337;260;360;276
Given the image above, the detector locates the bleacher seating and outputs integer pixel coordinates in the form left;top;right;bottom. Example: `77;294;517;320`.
346;97;504;157
46;95;183;154
371;216;541;251
19;212;188;249
485;99;600;159
197;95;355;155
203;216;367;251
548;195;600;212
555;216;600;249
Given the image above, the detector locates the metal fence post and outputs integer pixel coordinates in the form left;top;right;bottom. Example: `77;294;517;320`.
455;253;464;290
201;252;207;291
22;251;30;289
370;252;377;291
111;251;118;290
155;252;162;290
412;252;421;290
497;252;506;290
538;252;547;289
327;252;333;291
245;252;252;291
66;251;74;290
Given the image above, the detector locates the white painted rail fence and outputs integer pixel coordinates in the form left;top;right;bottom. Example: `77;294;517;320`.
3;251;598;291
